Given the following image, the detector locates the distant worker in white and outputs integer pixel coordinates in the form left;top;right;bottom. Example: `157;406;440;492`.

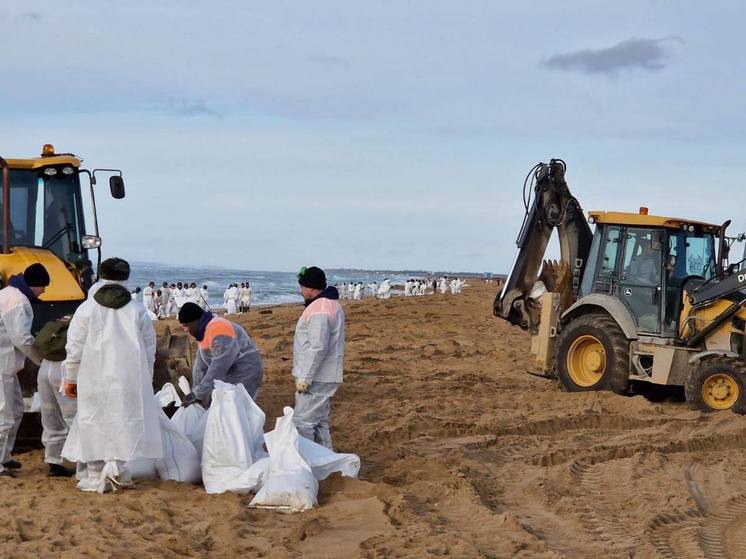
353;282;363;300
293;266;345;449
143;282;155;313
0;264;49;477
62;258;162;492
378;278;392;299
33;318;77;477
198;284;210;310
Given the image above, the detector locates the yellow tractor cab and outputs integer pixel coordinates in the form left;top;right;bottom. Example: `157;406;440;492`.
578;209;722;339
0;144;125;330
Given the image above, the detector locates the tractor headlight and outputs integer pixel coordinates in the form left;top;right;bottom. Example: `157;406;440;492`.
62;166;74;175
43;167;58;176
81;235;101;249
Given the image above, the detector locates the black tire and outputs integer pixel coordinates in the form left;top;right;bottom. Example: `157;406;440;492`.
555;313;630;394
685;356;746;414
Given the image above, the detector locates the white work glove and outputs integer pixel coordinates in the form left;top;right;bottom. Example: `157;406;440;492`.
295;378;311;394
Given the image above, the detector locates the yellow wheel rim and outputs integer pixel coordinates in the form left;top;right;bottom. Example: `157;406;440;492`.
567;335;606;388
701;373;740;410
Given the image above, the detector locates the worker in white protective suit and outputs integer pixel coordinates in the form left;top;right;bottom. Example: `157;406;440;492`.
293;266;345;449
178;302;263;406
143;282;155;313
0;264;49;476
33;318;77;477
368;282;377;298
61;258;162;492
378;279;391;299
224;284;238;314
353;283;363;300
198;285;210;310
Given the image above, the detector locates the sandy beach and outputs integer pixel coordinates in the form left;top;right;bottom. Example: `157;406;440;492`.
3;282;746;558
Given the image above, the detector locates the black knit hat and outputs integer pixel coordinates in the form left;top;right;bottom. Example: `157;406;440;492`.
99;258;130;281
178;302;204;324
298;266;326;290
24;263;50;287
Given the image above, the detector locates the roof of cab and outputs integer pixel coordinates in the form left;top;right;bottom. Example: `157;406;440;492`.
588;210;721;232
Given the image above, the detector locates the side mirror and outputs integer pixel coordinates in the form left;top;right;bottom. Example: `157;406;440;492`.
110;176;125;199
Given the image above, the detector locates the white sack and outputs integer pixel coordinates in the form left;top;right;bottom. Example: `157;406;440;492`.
155;410;201;483
155;382;182;408
177;375;191;397
250;407;318;513
171;404;207;458
201;380;266;494
264;429;360;481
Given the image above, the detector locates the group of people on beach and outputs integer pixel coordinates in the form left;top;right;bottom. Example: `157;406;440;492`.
336;276;466;300
0;261;344;494
131;281;253;319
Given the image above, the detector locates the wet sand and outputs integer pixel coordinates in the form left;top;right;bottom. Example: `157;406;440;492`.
3;283;746;558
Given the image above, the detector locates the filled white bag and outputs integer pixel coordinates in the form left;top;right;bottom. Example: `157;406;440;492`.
250;407;318;513
171;404;207;457
201;380;266;494
154;383;182;408
264;428;360;481
155;410;201;483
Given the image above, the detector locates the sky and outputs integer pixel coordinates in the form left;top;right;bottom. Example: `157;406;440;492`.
1;1;745;273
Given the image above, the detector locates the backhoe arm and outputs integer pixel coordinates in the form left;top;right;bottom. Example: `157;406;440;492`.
493;159;592;331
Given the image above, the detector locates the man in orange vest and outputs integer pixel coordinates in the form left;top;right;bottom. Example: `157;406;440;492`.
178;302;263;406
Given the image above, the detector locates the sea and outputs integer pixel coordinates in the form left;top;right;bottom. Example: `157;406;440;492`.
128;262;480;309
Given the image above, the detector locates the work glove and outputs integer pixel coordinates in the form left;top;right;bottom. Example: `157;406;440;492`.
295;379;311;394
64;382;77;399
182;392;200;408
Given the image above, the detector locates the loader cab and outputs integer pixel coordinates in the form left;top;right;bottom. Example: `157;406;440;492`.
580;210;718;337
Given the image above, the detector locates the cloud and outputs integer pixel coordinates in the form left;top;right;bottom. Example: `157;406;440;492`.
23;12;42;22
164;97;221;118
542;37;683;75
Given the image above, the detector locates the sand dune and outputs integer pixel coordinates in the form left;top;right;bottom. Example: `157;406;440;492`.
3;283;746;557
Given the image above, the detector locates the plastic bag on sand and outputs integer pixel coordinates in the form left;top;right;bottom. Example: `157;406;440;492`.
155;382;182;408
172;404;207;457
250;407;319;513
202;380;266;494
264;427;360;482
155;410;201;483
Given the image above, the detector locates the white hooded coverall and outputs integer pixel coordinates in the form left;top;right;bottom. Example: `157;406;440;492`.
62;281;162;489
0;285;41;472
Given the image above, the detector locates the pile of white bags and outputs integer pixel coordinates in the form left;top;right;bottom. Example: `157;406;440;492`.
128;379;361;511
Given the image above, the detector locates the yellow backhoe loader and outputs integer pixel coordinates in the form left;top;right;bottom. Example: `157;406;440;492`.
494;159;746;412
0;145;192;449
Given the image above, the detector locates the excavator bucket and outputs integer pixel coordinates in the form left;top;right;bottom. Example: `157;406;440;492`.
154;325;196;388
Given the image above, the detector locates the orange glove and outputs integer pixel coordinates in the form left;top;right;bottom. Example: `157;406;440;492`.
64;382;77;398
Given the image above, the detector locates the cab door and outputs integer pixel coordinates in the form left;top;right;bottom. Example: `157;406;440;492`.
617;228;664;334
